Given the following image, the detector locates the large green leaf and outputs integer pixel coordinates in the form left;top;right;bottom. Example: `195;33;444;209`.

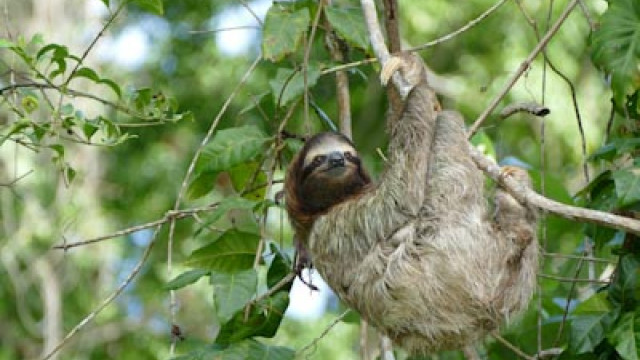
608;311;640;360
612;169;640;208
195;126;268;175
212;269;258;323
215;291;289;345
172;340;294;360
325;7;369;51
185;230;259;272
568;292;617;354
268;65;321;107
262;5;310;62
591;0;640;100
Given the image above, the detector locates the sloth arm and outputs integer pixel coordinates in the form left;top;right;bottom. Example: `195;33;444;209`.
310;72;441;258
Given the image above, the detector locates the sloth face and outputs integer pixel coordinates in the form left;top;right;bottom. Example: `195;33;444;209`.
295;132;370;213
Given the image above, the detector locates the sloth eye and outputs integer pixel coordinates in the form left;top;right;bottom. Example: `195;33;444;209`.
344;151;354;160
312;155;326;166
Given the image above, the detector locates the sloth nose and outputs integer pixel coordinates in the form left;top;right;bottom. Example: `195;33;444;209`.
328;151;345;167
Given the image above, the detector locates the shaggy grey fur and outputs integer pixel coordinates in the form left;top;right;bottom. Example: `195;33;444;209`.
306;65;538;354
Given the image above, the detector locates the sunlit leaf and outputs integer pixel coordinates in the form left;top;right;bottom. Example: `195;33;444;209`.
262;5;310;62
268;65;321;107
228;162;267;201
185;230;259;272
574;292;613;314
325;7;369;51
0;39;15;48
131;0;163;15
212;269;258;323
165;269;209;290
21;95;39;114
172;340;294;360
196;126;269;175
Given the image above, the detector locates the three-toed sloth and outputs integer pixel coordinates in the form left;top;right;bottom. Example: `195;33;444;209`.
284;55;538;354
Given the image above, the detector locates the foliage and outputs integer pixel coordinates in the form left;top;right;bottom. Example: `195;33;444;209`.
0;0;639;359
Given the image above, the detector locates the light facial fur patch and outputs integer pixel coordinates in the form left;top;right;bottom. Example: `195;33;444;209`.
303;138;356;168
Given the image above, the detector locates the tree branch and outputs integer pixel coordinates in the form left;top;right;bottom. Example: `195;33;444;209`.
468;0;581;136
359;0;640;237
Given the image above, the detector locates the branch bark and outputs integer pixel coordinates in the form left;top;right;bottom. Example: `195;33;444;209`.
359;0;640;236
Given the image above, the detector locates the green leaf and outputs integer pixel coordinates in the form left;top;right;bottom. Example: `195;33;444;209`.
262;5;310;62
268;65;321;107
101;0;110;7
574;292;613;314
591;0;640;100
186;173;217;200
82;120;99;141
569;310;618;354
21;95;39;114
212;269;258;323
185;229;259;272
172;340;294;360
325;7;370;51
215;291;289;345
266;243;293;290
0;39;16;48
73;67;100;81
196;126;268;175
165;269;209;290
36;44;70;79
131;0;163;15
613;169;640;208
607;311;640;360
206;196;258;225
49;144;65;158
610;254;640;308
228;162;267;201
99;78;122;97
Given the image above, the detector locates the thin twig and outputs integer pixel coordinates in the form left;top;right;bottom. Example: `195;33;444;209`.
468;0;581;136
0;169;33;187
298;309;351;357
538;273;609;284
302;0;325;128
41;225;161;360
492;332;534;360
543;252;615;264
245;271;295;320
407;0;509;52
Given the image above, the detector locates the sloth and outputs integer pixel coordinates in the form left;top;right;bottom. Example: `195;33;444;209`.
284;55;538;354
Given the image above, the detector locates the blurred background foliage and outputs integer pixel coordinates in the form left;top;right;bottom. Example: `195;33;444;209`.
0;0;638;359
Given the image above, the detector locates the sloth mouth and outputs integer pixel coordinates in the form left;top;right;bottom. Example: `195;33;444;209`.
323;164;350;176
